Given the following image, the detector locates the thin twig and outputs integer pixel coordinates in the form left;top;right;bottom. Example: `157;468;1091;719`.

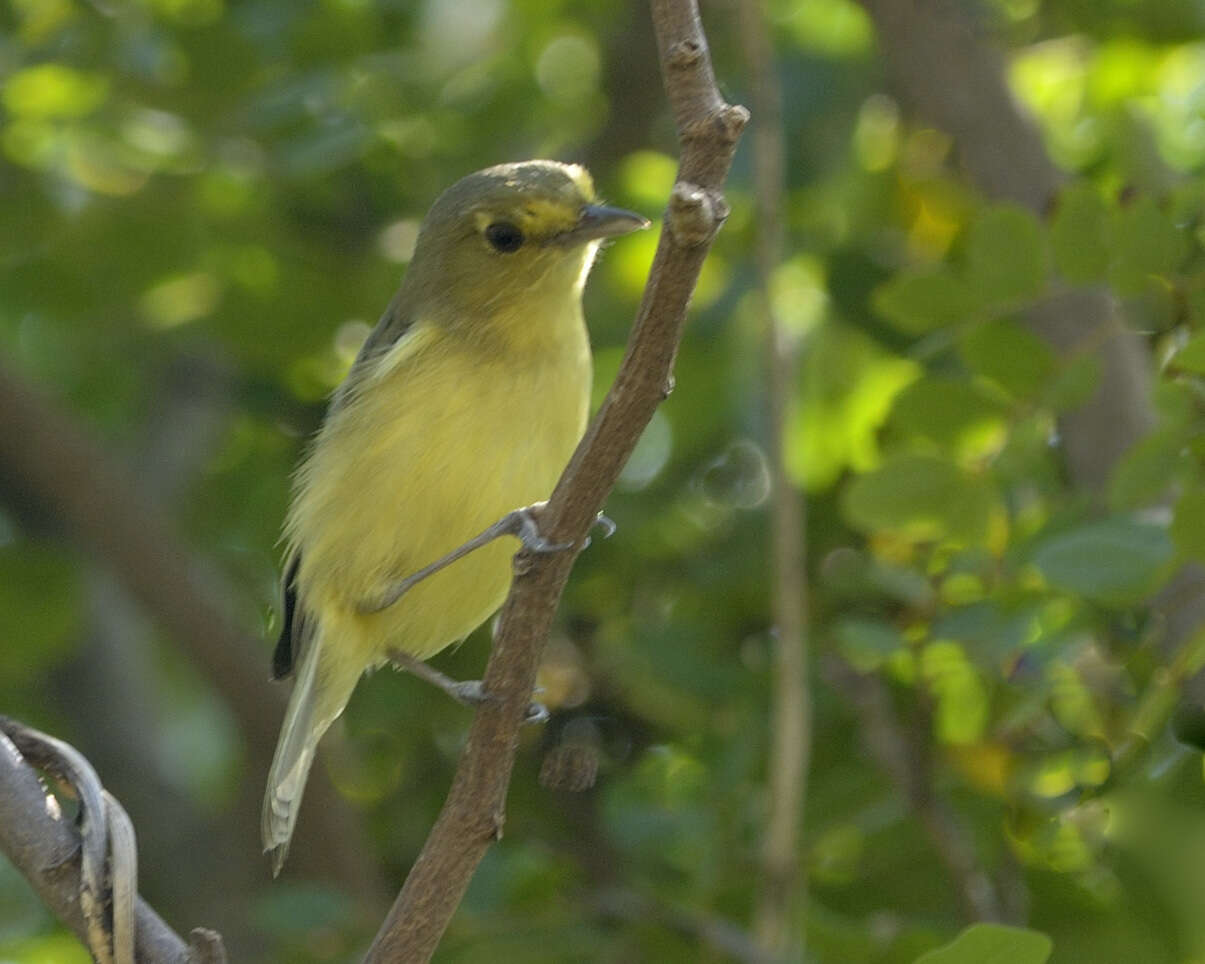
364;2;748;959
736;0;812;957
824;658;1005;923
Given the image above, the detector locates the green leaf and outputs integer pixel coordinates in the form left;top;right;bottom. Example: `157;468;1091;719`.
1109;197;1188;295
921;641;988;744
1046;353;1101;412
890;375;1008;456
1172;330;1205;374
785;323;920;490
833;616;904;671
842;455;995;543
873;270;976;334
965;204;1048;304
915;923;1052;964
934;599;1040;665
959;319;1056;400
1051;183;1110;282
1032;518;1174;601
1108;429;1187;511
1171;489;1205;561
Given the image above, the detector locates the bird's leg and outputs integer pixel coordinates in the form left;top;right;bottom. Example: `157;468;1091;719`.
388;651;548;723
359;503;615;614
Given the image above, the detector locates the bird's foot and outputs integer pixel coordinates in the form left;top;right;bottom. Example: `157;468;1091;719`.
389;651;548;723
358;502;601;614
502;502;573;554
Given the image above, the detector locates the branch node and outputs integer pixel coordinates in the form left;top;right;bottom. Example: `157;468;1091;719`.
718;104;751;141
668;39;703;69
187;928;228;964
681;105;750;147
668;182;727;246
661;375;676;400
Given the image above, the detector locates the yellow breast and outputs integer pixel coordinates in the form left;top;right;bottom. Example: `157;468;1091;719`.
287;313;591;668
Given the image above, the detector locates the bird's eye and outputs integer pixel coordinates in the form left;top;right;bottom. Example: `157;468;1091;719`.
485;221;524;253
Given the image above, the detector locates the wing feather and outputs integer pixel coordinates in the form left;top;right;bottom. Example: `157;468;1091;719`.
274;289;416;680
272;552;303;680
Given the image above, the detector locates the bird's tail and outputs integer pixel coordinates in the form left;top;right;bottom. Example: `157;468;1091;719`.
261;633;359;875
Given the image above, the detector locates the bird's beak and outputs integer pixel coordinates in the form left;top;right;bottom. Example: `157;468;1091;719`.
557;204;650;245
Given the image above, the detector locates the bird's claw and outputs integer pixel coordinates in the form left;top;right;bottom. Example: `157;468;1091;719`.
447;678;547;725
510;504;573;553
580;512;617;550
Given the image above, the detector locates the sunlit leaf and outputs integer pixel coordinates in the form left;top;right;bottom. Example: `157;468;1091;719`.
0;932;92;964
842;454;995;544
617;150;677;210
786;323;920;490
922;641;989;744
890;375;1009;460
771;255;828;339
140;271;223;328
773;0;873;56
2;64;108;119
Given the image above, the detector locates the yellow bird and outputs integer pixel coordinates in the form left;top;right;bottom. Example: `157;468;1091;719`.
262;160;647;873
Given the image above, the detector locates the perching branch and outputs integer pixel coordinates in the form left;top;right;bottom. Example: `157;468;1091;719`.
736;0;812;957
0;717;225;964
365;1;748;959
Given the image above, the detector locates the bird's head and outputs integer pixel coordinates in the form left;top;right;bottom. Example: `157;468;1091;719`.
401;160;648;328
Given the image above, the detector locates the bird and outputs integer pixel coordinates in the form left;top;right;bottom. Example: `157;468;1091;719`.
262;159;648;874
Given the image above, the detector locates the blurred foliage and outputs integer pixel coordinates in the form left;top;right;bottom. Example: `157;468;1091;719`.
3;0;1205;961
915;923;1052;964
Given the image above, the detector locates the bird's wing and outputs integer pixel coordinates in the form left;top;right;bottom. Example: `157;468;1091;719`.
273;288;417;680
272;551;305;679
332;288;416;408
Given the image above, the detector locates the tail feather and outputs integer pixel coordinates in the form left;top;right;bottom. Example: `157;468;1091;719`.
262;633;359;875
